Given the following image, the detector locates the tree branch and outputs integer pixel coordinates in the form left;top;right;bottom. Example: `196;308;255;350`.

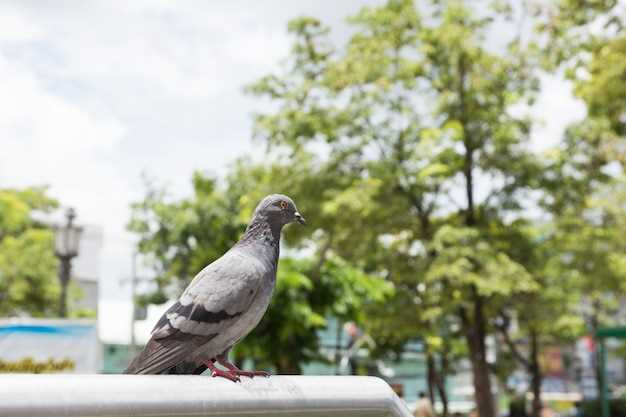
495;314;531;369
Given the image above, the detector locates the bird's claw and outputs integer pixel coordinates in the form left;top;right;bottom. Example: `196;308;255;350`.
210;369;240;382
216;357;270;379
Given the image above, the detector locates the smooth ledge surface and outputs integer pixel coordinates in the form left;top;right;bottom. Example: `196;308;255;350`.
0;374;413;417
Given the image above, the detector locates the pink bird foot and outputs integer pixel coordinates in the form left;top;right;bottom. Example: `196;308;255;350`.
217;357;270;378
205;360;240;382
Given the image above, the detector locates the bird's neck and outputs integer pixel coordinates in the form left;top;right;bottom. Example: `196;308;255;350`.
238;215;281;260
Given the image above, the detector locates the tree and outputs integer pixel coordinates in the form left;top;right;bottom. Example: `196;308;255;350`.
0;187;59;317
537;0;624;75
492;223;585;417
538;1;626;391
424;225;538;417
247;2;544;417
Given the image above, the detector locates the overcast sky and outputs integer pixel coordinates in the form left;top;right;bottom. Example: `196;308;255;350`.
0;1;585;344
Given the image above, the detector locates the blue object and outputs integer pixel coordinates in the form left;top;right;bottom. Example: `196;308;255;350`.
0;325;93;336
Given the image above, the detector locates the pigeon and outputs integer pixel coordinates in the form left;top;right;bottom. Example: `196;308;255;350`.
125;194;305;380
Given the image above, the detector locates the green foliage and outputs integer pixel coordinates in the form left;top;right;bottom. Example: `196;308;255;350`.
554;179;626;327
537;0;622;68
0;187;59;317
128;173;246;298
427;225;537;299
540;0;626;140
237;256;391;372
534;3;626;400
576;35;626;135
538;0;625;331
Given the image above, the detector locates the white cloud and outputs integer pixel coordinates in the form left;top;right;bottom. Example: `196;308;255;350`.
0;58;125;151
0;5;44;42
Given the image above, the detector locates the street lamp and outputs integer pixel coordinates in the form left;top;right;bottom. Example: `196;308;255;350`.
54;207;83;318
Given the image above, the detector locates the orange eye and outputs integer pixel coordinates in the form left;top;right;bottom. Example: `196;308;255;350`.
279;201;288;210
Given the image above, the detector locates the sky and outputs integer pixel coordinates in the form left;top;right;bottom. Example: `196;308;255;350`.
0;1;585;344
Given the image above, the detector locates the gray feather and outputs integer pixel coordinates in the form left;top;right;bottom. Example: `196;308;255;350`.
124;330;215;374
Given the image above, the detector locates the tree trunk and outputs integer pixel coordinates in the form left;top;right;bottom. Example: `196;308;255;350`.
427;348;450;417
436;345;450;417
435;374;449;417
427;351;437;406
461;294;496;417
529;330;543;417
457;49;494;417
590;301;602;393
467;328;495;417
459;51;475;228
464;146;475;226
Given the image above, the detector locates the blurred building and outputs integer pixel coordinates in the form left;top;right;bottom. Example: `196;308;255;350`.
71;225;103;313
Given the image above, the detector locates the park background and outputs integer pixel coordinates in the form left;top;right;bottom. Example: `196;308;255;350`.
0;1;625;417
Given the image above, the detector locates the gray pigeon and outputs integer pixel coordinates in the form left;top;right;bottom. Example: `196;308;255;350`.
125;194;305;380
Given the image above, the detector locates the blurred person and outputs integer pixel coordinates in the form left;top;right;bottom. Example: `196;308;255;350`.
344;322;360;374
340;321;376;375
414;391;436;417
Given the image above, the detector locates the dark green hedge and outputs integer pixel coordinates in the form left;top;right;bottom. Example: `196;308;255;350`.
581;399;626;417
509;396;527;417
507;397;626;417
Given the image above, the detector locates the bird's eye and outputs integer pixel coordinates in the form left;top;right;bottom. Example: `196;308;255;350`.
279;201;288;210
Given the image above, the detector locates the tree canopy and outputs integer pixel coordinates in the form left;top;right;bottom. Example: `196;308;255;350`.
0;187;59;317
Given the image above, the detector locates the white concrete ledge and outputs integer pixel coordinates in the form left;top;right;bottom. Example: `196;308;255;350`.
0;374;412;417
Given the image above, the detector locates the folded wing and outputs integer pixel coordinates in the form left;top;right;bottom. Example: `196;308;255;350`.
124;250;266;374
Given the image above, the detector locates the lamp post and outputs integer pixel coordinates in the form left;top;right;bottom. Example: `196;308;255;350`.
54;207;83;318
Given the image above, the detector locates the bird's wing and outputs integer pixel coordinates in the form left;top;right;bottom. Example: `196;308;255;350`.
124;329;214;374
154;249;269;337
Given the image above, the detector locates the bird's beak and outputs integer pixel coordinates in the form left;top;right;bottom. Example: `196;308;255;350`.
294;212;306;225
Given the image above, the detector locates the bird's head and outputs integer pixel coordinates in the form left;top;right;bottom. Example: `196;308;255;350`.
252;194;306;227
